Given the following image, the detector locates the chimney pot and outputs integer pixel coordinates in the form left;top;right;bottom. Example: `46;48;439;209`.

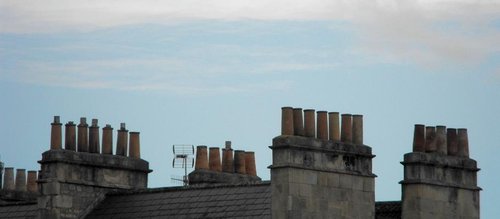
435;126;447;155
27;171;37;193
65;121;76;151
293;108;305;136
447;128;458;156
195;146;209;170
245;151;257;176
77;117;89;152
316;111;328;140
209;147;222;172
304;109;316;138
412;124;426;152
116;125;129;156
457;128;469;158
50;116;62;150
352;114;363;145
120;123;126;130
341;114;352;143
328;112;340;141
102;125;113;154
3;167;14;190
234;150;246;174
54;116;60;123
88;119;100;153
225;141;231;149
129;132;141;159
281;107;294;135
425;126;437;152
222;148;234;173
15;169;26;192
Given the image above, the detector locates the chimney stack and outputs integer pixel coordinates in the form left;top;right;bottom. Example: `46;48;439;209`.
27;170;37;193
293;108;304;136
129;132;141;159
447;128;458;156
77;117;89;152
304;109;315;138
352;114;363;145
316;111;328;140
222;141;234;173
234;150;246;174
281;107;294;135
341;114;352;143
328;112;340;141
15;169;26;192
89;119;100;153
3;167;14;190
435;126;447;155
64;121;76;151
457;128;469;158
50;116;62;150
116;123;128;156
245;151;256;176
425;126;437;152
412;124;425;152
195;146;209;170
209;147;222;172
102;124;113;154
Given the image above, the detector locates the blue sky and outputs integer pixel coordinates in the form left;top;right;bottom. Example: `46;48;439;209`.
1;0;500;217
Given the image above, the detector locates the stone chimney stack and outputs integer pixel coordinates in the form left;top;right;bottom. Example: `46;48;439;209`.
89;119;100;153
65;121;76;151
77;117;89;152
50;116;62;150
102;124;113;154
3;167;14;190
272;107;375;218
14;169;26;192
116;123;128;156
401;124;480;219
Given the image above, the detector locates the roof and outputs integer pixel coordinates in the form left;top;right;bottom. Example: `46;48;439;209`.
375;201;401;219
0;203;37;219
86;182;272;219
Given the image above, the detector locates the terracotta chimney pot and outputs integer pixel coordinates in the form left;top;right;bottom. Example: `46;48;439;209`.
304;109;316;138
328;112;340;141
281;107;294;135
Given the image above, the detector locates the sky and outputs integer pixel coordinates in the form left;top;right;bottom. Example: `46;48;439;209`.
1;0;499;217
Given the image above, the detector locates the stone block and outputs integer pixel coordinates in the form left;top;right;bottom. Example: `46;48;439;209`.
327;173;340;188
363;177;374;192
54;195;73;208
339;174;352;189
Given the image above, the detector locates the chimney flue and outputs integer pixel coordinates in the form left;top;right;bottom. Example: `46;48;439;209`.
116;123;128;156
281;107;294;135
77;117;89;152
129;132;141;159
435;126;447;155
457;128;469;158
447;128;458;156
27;170;37;193
88;119;100;153
352;115;363;145
304;109;316;138
341;114;352;143
412;124;425;152
222;144;234;173
317;111;328;140
50;116;62;150
245;151;256;176
3;167;14;190
293;108;304;136
209;147;222;172
234;150;246;174
64;121;76;151
15;169;26;192
425;126;437;152
329;112;340;141
195;146;209;170
102;124;113;154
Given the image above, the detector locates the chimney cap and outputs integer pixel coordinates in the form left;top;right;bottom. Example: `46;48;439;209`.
120;123;126;130
80;117;87;124
328;112;339;115
281;106;293;109
225;141;231;149
91;119;98;126
304;109;315;112
317;111;327;113
130;131;140;134
53;116;60;123
292;107;302;110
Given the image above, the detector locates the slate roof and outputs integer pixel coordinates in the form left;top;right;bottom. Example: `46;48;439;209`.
86;182;272;219
0;202;37;219
375;201;401;219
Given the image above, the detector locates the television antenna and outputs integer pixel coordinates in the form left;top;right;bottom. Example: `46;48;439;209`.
171;144;194;186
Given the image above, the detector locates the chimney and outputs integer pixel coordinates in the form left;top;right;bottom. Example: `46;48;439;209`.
195;146;209;170
293;108;304;136
341;114;352;143
447;128;458;156
77;117;89;152
3;167;14;190
352;114;363;145
129;132;141;159
27;170;37;193
222;141;234;173
244;151;256;176
15;169;26;192
304;109;315;138
89;119;100;153
64;121;76;151
234;150;246;174
412;124;425;152
116;123;128;156
328;112;340;141
50;116;62;150
457;128;469;158
316;111;328;140
435;126;447;155
281;107;294;135
102;124;113;154
209;147;222;172
425;126;437;152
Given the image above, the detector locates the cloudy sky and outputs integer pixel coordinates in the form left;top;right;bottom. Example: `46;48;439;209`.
1;0;499;217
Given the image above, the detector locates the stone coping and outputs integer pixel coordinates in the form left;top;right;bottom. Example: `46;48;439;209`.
401;152;479;171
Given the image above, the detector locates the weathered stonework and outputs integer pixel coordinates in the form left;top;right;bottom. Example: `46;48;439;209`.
37;150;151;219
188;169;261;186
270;135;376;219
